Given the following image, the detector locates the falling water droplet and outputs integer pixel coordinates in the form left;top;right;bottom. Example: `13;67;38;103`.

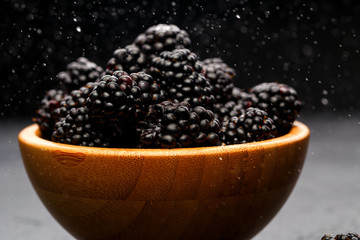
76;26;81;32
321;98;328;106
236;14;241;19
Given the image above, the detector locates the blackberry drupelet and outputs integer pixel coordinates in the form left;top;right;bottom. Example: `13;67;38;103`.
139;101;221;148
57;57;103;91
34;89;68;139
107;45;148;74
220;107;277;145
322;235;334;240
52;107;110;147
202;58;236;103
250;82;302;135
134;24;191;59
335;233;359;240
150;49;215;109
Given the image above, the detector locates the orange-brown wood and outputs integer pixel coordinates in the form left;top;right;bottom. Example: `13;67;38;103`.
18;121;310;240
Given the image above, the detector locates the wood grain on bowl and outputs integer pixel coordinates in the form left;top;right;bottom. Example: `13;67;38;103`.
19;122;309;240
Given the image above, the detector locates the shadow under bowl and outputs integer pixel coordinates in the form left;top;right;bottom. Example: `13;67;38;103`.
18;121;309;240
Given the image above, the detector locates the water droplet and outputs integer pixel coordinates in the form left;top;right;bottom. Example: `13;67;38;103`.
236;14;241;19
76;26;81;32
264;11;270;18
321;98;328;105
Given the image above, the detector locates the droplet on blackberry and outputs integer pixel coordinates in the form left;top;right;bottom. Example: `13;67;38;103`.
250;82;302;135
57;57;103;91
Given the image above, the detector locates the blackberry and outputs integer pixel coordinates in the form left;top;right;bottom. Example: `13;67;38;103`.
231;87;254;108
52;107;110;147
139;101;221;148
322;235;334;240
107;44;148;74
202;58;236;103
57;81;99;117
249;82;302;135
33;89;68;139
134;24;191;59
213;101;245;123
220;107;277;145
150;49;215;109
129;72;165;120
85;71;136;127
86;71;164;128
57;57;103;91
335;233;359;240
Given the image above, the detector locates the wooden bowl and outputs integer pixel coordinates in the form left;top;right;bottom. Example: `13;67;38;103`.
18;121;309;240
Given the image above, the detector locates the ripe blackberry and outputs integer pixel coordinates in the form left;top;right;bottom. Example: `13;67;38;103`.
249;82;302;135
57;81;99;117
139;101;221;148
202;58;236;103
85;71;136;127
335;233;359;240
33;89;68;139
134;24;191;59
150;49;215;109
231;87;254;108
86;71;164;128
213;101;245;123
57;57;103;91
129;72;165;120
52;107;110;147
322;235;334;240
220;107;277;145
107;44;148;74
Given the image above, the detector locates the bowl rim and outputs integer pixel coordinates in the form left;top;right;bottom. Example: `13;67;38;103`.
18;121;309;156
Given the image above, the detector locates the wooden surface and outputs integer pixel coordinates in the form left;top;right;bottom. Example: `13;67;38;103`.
18;122;310;240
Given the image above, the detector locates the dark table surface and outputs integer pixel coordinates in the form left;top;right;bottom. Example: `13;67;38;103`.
1;113;360;240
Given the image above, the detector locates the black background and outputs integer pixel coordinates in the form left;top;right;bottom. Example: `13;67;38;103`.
1;0;360;118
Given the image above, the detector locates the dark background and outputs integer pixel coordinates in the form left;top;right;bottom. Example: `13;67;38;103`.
1;0;360;118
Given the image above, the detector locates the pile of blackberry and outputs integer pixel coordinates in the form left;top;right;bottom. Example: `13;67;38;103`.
34;23;303;148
